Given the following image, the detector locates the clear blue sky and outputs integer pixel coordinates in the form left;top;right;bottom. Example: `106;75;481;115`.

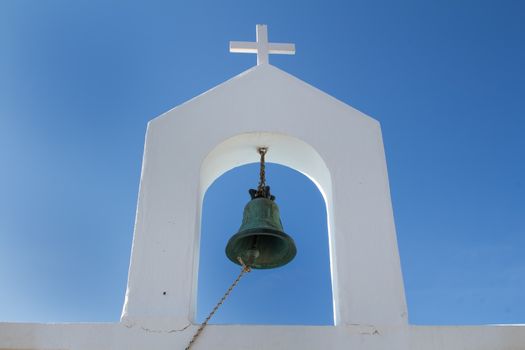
1;1;524;325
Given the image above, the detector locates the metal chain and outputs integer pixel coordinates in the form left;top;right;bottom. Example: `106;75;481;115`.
257;147;267;195
184;257;251;350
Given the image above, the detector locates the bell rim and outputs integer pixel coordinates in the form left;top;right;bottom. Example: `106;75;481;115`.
225;228;297;269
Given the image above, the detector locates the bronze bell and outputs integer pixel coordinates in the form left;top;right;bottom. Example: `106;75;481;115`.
225;186;297;269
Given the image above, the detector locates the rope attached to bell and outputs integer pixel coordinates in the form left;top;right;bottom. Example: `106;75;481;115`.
184;257;251;350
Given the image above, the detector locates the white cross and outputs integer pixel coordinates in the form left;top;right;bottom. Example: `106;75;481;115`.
230;24;295;65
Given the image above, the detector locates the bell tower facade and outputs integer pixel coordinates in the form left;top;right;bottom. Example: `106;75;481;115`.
121;62;409;336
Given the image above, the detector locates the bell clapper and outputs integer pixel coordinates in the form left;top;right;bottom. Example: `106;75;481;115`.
242;242;260;266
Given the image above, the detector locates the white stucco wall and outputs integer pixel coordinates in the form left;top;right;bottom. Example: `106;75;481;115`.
120;63;408;331
1;64;523;350
1;322;524;349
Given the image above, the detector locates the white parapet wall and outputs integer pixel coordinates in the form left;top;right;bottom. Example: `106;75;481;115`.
1;322;525;349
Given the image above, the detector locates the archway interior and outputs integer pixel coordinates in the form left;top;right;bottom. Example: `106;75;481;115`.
196;162;334;325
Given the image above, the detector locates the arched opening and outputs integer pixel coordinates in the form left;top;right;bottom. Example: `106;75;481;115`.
190;132;338;325
197;162;333;325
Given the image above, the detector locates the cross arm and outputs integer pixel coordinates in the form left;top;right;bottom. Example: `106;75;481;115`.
230;41;258;53
268;43;296;55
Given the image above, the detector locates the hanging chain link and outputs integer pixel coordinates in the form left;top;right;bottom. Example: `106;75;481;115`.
256;147;267;196
184;257;251;350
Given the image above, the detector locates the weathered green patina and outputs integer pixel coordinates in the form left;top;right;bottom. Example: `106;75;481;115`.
225;195;297;269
